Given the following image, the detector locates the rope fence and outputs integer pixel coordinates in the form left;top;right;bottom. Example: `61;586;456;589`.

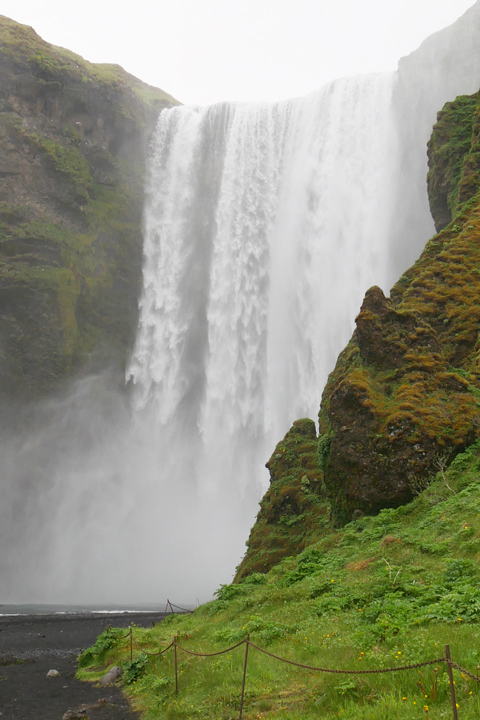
112;622;480;720
247;640;444;675
164;599;193;614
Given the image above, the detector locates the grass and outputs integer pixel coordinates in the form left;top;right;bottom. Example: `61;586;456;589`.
78;440;480;719
0;14;179;108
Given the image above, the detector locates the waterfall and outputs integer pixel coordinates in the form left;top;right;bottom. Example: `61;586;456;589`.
3;5;480;605
127;74;398;503
0;74;403;607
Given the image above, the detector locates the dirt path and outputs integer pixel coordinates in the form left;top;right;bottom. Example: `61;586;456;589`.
0;611;165;720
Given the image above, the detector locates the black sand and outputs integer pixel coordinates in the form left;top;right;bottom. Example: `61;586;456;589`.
0;612;166;720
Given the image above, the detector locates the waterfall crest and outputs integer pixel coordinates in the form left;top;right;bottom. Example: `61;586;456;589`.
128;73;398;501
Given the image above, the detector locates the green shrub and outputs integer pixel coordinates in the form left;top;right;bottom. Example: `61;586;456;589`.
214;582;246;601
122;653;149;684
77;627;125;667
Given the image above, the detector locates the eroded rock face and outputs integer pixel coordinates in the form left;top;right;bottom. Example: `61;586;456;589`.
318;91;480;523
0;15;178;399
320;285;477;523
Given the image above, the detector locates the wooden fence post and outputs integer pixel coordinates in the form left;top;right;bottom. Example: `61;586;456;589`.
174;636;179;694
445;645;459;720
238;635;250;720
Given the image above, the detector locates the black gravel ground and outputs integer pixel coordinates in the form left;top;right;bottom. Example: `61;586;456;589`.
0;612;166;720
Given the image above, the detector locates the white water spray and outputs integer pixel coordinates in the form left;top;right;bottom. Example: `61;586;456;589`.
3;5;480;605
128;74;398;503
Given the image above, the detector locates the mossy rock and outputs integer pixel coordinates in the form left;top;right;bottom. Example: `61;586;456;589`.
427;91;480;231
318;89;480;523
235;419;330;580
0;15;179;399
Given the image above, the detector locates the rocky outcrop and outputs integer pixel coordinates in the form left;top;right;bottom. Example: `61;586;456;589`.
318;89;480;524
234;419;328;580
387;0;480;280
0;15;178;399
427;92;480;231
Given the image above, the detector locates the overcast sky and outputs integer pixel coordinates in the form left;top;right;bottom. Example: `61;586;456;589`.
0;0;476;105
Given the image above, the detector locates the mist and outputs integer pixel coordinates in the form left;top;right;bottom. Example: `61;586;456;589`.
0;371;254;605
2;4;480;607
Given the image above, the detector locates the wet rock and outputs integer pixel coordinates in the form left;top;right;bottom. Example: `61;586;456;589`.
100;665;122;686
62;699;107;719
46;668;60;677
62;710;89;720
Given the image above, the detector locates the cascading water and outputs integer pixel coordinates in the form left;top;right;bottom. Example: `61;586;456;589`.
128;74;398;504
3;4;480;605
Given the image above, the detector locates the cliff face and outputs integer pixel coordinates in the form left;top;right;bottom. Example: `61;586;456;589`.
427;92;480;232
238;88;480;576
319;89;480;524
387;0;480;280
0;15;178;399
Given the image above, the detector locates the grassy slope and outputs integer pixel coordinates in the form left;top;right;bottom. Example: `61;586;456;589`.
78;442;480;719
0;14;177;107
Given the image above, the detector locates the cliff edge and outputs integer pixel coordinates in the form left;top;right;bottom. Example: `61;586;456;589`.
0;15;178;399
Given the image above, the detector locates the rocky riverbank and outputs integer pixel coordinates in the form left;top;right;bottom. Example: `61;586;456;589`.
0;611;165;719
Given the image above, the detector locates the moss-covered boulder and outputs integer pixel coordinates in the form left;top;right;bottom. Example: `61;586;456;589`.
234;419;329;580
0;15;178;399
318;89;480;524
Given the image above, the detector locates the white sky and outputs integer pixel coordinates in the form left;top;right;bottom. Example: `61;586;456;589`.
0;0;476;105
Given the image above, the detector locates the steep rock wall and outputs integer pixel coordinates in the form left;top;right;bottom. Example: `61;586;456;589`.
319;89;480;524
0;15;178;399
388;0;480;280
427;92;480;231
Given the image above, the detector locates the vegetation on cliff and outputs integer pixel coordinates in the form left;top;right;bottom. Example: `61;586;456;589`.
427;92;480;231
317;89;480;524
78;441;480;719
0;15;178;399
235;419;328;580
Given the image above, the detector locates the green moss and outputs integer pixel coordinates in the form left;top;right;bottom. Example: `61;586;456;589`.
427;92;480;230
0;14;178;109
235;419;330;580
28;134;94;201
0;14;180;397
316;93;480;522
